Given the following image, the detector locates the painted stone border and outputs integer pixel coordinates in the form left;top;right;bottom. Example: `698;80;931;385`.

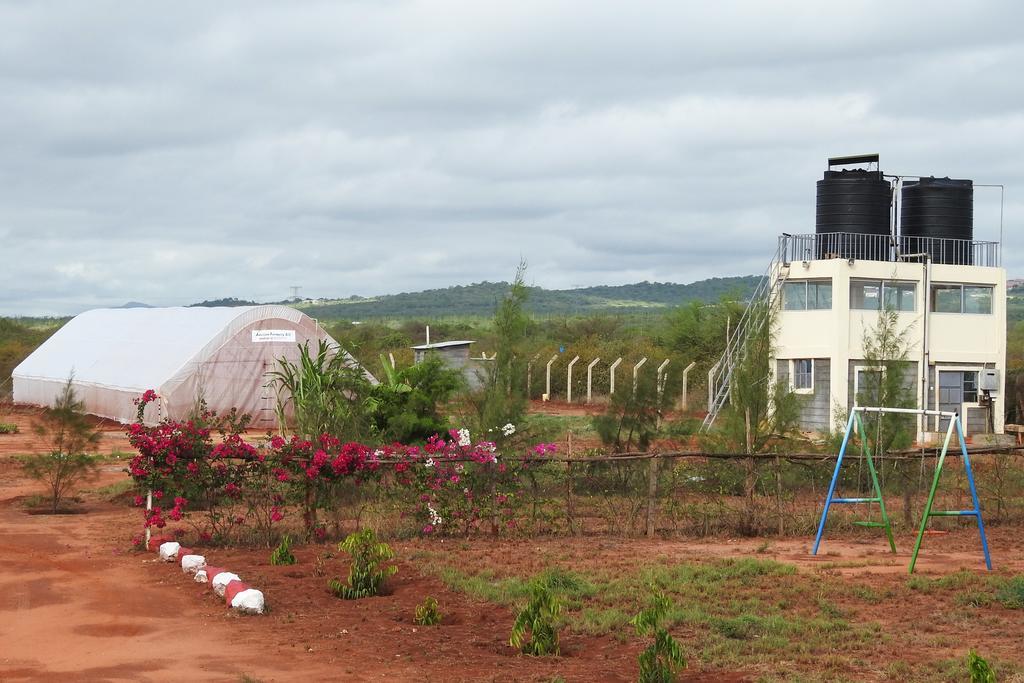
147;536;265;614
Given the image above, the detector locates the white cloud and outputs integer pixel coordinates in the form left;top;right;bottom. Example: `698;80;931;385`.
1;0;1022;315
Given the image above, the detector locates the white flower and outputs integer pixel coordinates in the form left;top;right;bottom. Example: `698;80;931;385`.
501;423;516;436
427;504;442;526
457;428;471;447
425;458;435;468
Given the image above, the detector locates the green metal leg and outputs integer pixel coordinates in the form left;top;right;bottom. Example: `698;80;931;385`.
910;415;992;574
856;413;897;554
910;417;955;574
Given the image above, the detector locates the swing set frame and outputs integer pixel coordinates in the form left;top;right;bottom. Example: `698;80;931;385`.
811;406;991;574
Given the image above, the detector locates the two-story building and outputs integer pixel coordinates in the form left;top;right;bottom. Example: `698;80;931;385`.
770;156;1005;443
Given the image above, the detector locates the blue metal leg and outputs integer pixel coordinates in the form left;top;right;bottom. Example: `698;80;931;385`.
958;415;993;570
812;411;855;555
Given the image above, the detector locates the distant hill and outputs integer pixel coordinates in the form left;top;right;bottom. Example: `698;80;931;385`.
283;276;759;319
119;301;153;309
190;297;260;308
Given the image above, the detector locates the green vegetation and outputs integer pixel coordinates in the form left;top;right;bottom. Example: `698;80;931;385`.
269;339;375;441
967;649;997;683
0;422;18;434
328;529;397;599
20;377;102;513
413;596;442;626
509;578;562;656
0;317;65;398
632;589;686;682
270;535;297;566
371;354;463;442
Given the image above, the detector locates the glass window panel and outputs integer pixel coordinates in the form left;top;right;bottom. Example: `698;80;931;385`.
851;281;881;310
899;284;916;311
880;282;915;311
963;372;979;403
964;286;992;314
812;282;832;310
783;282;806;311
793;359;813;390
856;369;883;405
931;285;963;313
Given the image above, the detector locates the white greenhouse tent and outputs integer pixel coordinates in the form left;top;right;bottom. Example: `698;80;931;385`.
13;305;374;427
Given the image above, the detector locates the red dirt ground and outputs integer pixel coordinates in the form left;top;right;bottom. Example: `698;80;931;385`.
2;408;1023;681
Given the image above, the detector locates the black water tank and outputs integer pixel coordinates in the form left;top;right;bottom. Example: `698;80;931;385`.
816;168;892;260
900;177;974;265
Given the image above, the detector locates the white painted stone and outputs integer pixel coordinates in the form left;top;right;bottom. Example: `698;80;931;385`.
180;555;206;574
158;542;181;562
230;588;265;615
211;571;240;597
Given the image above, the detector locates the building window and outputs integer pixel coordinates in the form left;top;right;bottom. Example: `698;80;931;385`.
851;280;916;311
854;366;885;406
962;371;979;403
783;280;832;311
930;284;993;314
791;359;814;392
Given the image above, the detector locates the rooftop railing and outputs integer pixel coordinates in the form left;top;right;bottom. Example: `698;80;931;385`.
780;233;1000;268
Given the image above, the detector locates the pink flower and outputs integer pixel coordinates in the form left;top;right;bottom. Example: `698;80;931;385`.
422;524;434;534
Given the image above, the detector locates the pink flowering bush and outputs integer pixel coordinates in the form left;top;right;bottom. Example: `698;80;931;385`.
125;390;558;546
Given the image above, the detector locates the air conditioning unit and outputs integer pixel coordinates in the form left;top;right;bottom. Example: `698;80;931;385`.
979;369;1000;392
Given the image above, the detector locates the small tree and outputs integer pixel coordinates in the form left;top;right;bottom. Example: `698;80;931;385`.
857;298;917;524
465;261;531;434
631;589;686;683
593;370;670;453
22;377;101;512
328;528;397;599
509;578;561;656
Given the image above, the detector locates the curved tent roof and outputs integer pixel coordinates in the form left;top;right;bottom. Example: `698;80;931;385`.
13;305;373;425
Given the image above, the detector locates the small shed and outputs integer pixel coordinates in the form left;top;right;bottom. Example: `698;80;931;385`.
411;340;490;389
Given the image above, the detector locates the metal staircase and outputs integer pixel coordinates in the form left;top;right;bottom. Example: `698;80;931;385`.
700;235;792;433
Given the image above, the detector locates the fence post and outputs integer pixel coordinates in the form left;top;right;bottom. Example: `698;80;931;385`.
609;357;623;395
646;455;658;539
566;355;580;404
565;430;575;535
680;361;696;411
545;354;558;400
586;357;601;404
633;357;648;396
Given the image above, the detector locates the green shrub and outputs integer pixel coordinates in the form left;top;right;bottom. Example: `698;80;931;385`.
632;589;686;682
967;649;996;683
20;378;101;513
995;576;1024;609
328;529;397;599
270;535;296;566
0;422;18;434
414;596;442;626
510;579;561;656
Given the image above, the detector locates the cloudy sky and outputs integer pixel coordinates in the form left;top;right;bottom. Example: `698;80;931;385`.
1;1;1021;315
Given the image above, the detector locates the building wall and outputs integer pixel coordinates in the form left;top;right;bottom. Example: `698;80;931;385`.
772;258;1006;440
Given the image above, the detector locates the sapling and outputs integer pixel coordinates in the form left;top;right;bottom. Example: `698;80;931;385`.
509;579;561;656
631;589;685;683
328;528;397;599
414;596;442;626
21;378;101;513
270;534;297;566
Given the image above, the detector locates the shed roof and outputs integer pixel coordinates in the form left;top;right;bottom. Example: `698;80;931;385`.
410;340;475;351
